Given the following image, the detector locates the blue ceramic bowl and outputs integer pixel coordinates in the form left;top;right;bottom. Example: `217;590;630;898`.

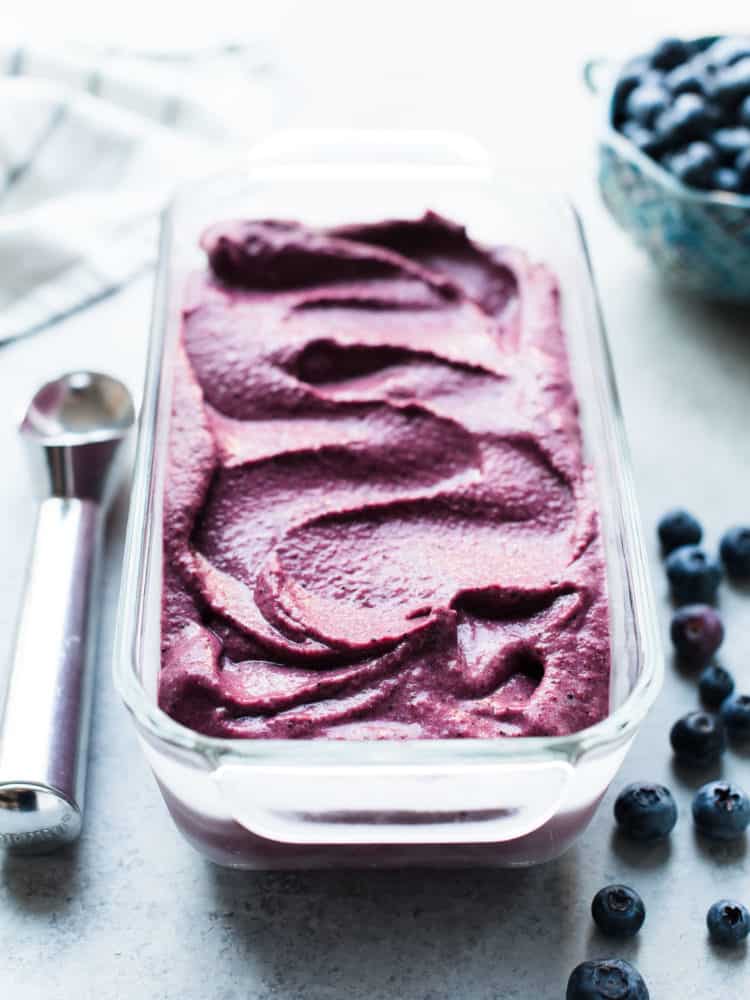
588;43;750;302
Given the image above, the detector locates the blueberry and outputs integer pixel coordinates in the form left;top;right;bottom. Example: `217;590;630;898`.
591;885;646;938
566;960;649;1000
699;664;735;708
713;57;750;106
666;141;719;188
620;121;664;157
665;545;722;604
670;710;726;766
706;36;750;70
721;695;750;742
612;58;650;119
691;37;716;55
614;782;678;841
657;508;703;554
719;525;750;578
665;62;709;96
692;780;750;840
739;94;750;127
707;899;750;946
712;127;750;163
712;167;742;192
670;604;724;663
655;93;717;145
651;37;690;71
626;83;671;127
736;148;750;191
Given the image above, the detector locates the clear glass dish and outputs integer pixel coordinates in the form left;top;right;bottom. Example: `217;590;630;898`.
113;130;662;869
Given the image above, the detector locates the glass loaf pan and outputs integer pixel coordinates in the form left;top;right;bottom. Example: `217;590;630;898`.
114;131;662;869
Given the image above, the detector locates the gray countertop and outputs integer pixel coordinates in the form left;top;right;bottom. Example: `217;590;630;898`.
3;5;750;998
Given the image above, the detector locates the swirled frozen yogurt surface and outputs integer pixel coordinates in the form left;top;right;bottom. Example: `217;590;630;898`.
159;212;610;739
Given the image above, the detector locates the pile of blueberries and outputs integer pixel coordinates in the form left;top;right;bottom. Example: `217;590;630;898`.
566;512;750;999
613;35;750;193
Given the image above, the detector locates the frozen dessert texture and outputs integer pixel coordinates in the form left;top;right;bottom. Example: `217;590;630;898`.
159;212;610;739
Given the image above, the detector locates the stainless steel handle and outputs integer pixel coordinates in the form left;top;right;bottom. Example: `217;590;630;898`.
0;497;102;852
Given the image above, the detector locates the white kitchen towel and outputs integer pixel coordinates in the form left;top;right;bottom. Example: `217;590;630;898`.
0;43;278;344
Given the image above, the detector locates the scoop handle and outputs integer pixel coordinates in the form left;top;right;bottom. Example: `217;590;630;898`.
0;497;101;852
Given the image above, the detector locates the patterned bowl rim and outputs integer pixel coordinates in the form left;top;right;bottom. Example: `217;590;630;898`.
596;35;750;212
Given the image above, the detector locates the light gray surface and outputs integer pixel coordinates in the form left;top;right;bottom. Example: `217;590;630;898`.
3;5;750;998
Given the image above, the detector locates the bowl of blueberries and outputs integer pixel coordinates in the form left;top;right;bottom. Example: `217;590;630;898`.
588;34;750;301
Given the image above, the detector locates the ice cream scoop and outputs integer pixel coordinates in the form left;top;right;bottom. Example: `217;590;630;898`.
0;372;134;853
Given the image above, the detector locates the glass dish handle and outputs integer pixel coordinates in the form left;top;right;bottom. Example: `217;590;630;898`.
214;760;574;845
582;58;616;96
248;128;493;172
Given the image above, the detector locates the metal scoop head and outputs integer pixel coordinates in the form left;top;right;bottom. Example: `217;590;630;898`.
19;372;135;502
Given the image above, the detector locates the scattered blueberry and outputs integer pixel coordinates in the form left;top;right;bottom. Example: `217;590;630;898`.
665;545;722;604
713;57;750;106
739;94;750;127
711;166;741;192
626;83;671;127
591;885;646;938
699;664;735;708
670;604;724;663
707;899;750;946
719;525;750;579
666;141;718;188
670;710;726;766
712;126;750;162
614;782;678;841
693;780;750;840
651;37;690;71
657;508;702;554
721;694;750;742
566;960;649;1000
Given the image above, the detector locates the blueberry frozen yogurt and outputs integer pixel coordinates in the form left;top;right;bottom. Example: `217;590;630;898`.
159;212;611;739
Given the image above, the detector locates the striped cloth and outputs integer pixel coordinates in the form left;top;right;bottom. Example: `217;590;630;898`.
0;43;277;344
